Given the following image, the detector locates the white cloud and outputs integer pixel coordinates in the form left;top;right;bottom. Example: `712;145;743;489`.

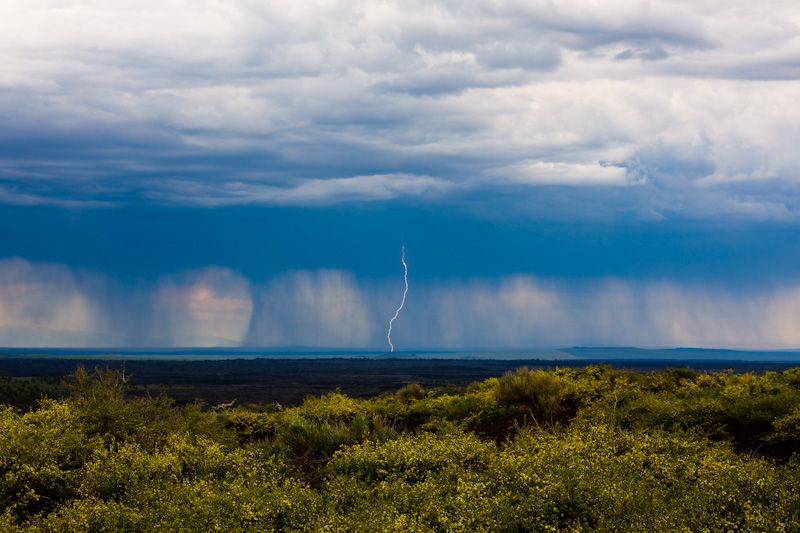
492;161;630;186
147;173;452;206
0;0;799;216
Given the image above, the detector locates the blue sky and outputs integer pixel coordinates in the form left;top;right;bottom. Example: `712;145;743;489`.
1;0;800;350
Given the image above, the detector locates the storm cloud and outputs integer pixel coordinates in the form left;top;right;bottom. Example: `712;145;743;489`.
2;258;800;351
0;0;799;221
2;1;800;350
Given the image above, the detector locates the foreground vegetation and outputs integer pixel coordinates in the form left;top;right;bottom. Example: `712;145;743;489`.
2;365;800;532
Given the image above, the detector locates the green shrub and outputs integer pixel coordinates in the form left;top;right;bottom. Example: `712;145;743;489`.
328;429;495;484
0;399;99;522
396;383;426;402
771;407;800;444
495;366;563;421
224;409;279;442
293;392;366;423
3;364;800;532
271;414;398;464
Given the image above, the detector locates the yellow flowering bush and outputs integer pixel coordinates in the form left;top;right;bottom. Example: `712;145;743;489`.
1;364;800;531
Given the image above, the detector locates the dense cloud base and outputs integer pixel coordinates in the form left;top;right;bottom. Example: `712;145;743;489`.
2;1;800;221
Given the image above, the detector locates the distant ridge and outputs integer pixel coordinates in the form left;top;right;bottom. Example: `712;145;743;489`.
564;347;800;362
0;346;799;362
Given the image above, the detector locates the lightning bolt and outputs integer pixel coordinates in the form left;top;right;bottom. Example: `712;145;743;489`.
387;245;408;353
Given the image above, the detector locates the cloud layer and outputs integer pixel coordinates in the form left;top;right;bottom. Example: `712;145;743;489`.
1;0;799;220
3;257;800;350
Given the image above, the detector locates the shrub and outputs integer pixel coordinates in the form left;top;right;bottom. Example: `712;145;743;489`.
396;383;426;403
224;409;279;442
4;364;800;531
327;428;496;484
0;399;100;522
771;407;800;444
495;367;563;422
293;392;365;423
269;414;399;466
